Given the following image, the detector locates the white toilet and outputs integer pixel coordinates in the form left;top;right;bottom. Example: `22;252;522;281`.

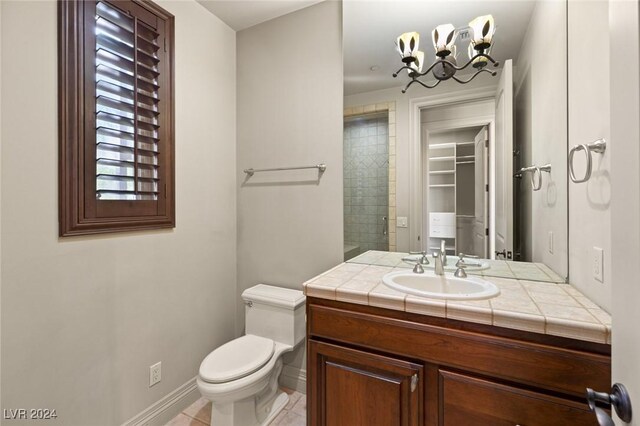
196;284;306;426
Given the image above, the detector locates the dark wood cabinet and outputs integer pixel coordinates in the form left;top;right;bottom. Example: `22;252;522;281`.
440;370;596;426
309;340;422;426
307;297;609;426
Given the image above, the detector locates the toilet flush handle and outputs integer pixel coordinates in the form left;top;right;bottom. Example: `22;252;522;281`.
245;301;253;308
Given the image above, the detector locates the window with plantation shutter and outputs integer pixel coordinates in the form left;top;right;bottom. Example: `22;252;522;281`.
59;0;175;236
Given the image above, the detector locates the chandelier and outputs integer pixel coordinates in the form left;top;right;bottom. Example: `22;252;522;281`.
393;15;499;93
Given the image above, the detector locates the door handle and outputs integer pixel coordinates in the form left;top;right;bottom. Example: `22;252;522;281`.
410;374;418;392
586;383;632;425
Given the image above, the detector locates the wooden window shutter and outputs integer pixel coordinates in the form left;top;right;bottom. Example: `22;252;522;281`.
59;0;175;236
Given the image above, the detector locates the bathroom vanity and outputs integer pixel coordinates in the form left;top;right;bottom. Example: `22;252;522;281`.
304;261;610;425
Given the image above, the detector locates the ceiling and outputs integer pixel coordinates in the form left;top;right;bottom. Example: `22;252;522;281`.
197;0;325;31
344;0;536;96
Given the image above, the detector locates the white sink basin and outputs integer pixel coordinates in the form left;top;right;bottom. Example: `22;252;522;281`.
382;270;500;300
402;254;490;272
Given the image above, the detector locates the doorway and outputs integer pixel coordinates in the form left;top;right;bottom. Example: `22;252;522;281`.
422;124;490;259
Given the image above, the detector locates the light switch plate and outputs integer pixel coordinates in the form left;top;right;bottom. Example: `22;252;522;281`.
593;247;604;283
397;217;408;228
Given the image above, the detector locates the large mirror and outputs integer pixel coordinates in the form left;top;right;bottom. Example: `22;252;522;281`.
343;1;568;283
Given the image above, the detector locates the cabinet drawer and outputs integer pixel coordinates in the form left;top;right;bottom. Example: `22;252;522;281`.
308;303;610;398
429;225;456;238
429;212;456;227
440;370;597;426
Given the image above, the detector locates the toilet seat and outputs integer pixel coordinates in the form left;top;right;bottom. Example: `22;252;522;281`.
199;335;275;384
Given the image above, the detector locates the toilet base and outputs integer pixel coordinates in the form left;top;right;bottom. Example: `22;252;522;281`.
261;391;289;425
210;389;289;426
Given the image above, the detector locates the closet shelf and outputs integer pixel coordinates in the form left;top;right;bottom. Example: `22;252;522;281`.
429;156;455;162
456;155;475;160
428;246;456;251
429;170;455;175
428;143;456;150
429;184;455;188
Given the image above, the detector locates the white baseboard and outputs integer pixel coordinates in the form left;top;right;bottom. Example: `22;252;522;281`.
280;365;306;395
121;377;200;426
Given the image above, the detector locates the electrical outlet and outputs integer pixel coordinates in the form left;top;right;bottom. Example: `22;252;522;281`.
548;231;554;254
397;217;408;228
593;247;604;283
149;362;161;387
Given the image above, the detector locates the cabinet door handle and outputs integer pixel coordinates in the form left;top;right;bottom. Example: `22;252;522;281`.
410;374;418;392
586;383;632;425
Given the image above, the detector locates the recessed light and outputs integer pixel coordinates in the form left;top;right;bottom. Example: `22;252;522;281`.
370;65;380;72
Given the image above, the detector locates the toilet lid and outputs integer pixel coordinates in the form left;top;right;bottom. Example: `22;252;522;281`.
199;335;275;384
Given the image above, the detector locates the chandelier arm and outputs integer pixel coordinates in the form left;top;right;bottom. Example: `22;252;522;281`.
409;58;473;78
451;68;497;84
392;65;415;78
411;59;445;77
412;53;500;76
402;78;441;93
395;53;500;79
455;53;501;72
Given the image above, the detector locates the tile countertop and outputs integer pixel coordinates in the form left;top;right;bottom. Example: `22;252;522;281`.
347;250;566;283
303;261;612;345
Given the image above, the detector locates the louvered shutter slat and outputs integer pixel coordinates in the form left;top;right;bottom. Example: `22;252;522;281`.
95;1;162;201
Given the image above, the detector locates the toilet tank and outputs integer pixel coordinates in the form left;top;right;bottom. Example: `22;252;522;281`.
242;284;306;347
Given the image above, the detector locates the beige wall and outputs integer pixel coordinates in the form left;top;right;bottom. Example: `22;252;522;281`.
568;0;611;311
514;0;568;279
236;1;343;384
0;1;3;411
0;1;237;425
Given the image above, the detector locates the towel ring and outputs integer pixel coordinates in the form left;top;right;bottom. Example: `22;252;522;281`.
515;164;551;191
531;164;551;191
569;139;606;183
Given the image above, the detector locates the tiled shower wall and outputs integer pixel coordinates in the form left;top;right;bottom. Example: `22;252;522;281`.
344;114;389;254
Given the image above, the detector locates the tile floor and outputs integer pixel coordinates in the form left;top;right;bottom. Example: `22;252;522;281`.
165;388;305;426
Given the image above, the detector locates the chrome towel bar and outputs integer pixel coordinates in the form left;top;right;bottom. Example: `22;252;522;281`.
514;164;551;191
243;163;327;176
569;139;606;183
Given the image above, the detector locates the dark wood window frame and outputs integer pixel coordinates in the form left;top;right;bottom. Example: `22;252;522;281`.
59;0;175;236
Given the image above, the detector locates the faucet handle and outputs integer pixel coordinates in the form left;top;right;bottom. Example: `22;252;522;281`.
405;251;429;265
454;263;468;278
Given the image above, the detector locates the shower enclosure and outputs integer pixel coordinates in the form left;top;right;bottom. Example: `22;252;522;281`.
343;113;390;260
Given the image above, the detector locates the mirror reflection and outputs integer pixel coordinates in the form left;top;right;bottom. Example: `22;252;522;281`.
343;0;568;282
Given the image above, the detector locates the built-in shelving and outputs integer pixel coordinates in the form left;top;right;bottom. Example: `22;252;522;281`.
428;245;456;252
429;156;456;162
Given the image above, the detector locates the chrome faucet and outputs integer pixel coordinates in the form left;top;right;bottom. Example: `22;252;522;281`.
433;250;445;276
440;240;448;266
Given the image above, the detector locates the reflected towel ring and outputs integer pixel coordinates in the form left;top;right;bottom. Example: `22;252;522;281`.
530;164;551;191
569;139;606;183
515;164;551;191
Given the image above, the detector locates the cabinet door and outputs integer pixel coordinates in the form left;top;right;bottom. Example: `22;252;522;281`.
309;340;423;426
440;370;598;426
